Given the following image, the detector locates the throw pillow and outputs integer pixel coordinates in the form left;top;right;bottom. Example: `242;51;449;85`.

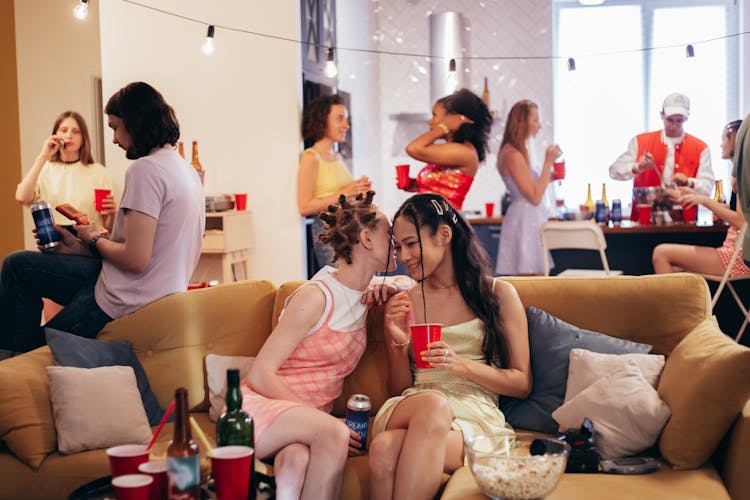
205;354;255;421
657;316;750;469
552;361;672;459
500;307;652;434
45;327;165;426
47;365;152;454
564;348;665;402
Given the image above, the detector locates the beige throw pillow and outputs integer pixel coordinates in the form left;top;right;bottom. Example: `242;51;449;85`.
205;354;255;421
564;348;665;402
47;365;152;454
552;361;672;459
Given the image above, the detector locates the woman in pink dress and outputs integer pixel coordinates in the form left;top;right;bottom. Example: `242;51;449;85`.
241;191;401;500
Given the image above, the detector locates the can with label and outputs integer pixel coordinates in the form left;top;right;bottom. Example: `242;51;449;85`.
345;394;371;450
594;200;607;223
611;199;622;223
31;200;61;252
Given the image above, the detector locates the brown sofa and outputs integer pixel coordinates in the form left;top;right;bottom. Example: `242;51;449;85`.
0;274;748;499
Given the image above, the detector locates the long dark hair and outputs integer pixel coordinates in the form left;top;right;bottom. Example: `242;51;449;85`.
105;82;180;160
437;88;493;163
302;94;345;143
393;193;510;367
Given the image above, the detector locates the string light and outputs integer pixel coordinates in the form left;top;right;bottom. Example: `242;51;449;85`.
202;25;216;55
73;0;89;20
567;57;576;71
324;47;338;78
686;44;695;58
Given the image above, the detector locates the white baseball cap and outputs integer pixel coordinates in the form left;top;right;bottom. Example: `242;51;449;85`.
662;93;690;117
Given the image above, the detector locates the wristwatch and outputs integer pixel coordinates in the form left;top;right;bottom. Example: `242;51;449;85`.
88;233;108;256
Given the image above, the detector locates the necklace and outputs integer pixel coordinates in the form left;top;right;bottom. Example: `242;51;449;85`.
426;278;457;290
59;157;80;165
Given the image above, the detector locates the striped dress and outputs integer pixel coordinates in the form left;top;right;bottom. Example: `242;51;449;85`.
240;267;367;440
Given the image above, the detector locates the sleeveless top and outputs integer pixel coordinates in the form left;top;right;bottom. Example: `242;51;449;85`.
416;164;474;210
716;225;750;277
307;149;353;199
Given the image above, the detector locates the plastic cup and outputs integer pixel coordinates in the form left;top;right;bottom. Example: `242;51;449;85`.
111;474;153;500
137;461;167;500
484;203;495;218
637;204;652;226
409;323;442;369
234;193;248;211
682;204;697;223
210;446;254;500
553;161;566;180
107;444;150;478
396;164;411;189
94;189;112;212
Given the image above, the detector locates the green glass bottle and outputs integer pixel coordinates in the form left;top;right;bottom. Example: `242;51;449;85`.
216;369;255;498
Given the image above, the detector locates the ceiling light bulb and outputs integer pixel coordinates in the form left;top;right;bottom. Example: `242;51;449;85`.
567;58;577;71
686;44;695;58
446;58;458;92
73;0;89;20
324;48;338;78
202;25;215;55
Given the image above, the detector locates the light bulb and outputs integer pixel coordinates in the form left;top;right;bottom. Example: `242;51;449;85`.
446;58;458;92
202;25;215;55
324;48;338;78
567;57;577;71
686;44;695;58
73;0;88;20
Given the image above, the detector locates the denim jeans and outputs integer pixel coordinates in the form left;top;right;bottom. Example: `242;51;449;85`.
0;251;112;353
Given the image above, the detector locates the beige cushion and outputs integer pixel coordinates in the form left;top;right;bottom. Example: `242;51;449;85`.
658;316;750;469
47;366;152;454
564;348;665;402
553;361;671;459
205;354;255;421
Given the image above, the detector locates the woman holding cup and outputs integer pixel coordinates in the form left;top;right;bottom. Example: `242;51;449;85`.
368;193;531;500
15;110;116;231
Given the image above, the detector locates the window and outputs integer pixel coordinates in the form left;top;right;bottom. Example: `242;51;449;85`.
554;0;739;210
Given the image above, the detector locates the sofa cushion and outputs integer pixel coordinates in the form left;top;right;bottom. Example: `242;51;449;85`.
0;347;57;469
46;327;165;426
552;361;671;459
500;307;652;434
205;354;256;421
658;316;750;469
47;365;152;454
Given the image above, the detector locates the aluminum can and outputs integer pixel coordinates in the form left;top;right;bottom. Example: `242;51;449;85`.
345;394;371;450
594;200;607;223
611;199;622;223
31;201;61;252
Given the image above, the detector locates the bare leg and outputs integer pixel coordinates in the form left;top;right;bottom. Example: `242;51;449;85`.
369;429;406;500
653;243;725;275
254;407;350;500
273;443;310;500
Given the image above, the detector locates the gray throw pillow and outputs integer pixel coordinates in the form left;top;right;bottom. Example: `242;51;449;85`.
45;327;165;426
499;307;652;434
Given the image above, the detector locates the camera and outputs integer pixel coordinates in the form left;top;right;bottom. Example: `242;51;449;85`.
530;417;600;473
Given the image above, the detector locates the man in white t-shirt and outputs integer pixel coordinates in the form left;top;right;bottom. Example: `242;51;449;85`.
0;82;205;353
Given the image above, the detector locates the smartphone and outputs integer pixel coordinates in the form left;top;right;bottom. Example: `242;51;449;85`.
55;204;90;225
600;457;660;475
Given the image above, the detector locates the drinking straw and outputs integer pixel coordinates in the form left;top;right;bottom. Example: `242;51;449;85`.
189;416;214;453
146;400;176;452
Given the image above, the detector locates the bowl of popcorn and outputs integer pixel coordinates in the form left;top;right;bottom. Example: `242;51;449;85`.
464;432;569;500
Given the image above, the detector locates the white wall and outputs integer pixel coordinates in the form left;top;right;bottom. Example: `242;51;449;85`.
742;0;750;115
98;0;303;284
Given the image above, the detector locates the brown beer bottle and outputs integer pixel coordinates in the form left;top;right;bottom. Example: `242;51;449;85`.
713;179;725;224
167;388;201;500
177;141;185;159
191;140;205;185
482;77;490;107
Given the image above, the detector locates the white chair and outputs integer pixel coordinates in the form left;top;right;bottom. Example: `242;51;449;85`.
695;224;750;343
540;220;623;277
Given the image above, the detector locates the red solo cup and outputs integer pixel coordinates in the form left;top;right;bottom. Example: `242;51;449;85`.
137;461;167;500
94;189;112;212
107;444;150;478
637;204;652;226
553;161;566;180
409;323;442;369
111;474;153;500
396;164;411;189
484;203;495;218
210;446;254;500
234;193;248;211
682;204;697;223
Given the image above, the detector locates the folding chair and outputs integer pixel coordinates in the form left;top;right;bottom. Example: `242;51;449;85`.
695;224;750;343
540;220;623;277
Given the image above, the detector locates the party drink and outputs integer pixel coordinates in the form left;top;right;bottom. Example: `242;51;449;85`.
167;388;200;500
31;201;61;252
216;369;255;499
345;394;371;450
611;199;622;224
410;323;442;369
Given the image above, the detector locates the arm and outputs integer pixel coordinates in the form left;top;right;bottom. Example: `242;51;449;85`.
609;136;640;181
16;136;61;204
680;191;745;229
406;117;479;176
381;291;414;396
296;150;369;216
500;146;556;206
247;285;325;403
690;146;715;196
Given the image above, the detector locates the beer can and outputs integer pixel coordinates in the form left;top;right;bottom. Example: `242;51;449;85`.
594;200;607;223
611;199;622;223
31;200;61;252
345;394;371;450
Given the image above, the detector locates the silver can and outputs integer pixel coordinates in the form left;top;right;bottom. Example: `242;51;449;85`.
345;394;371;450
31;200;61;252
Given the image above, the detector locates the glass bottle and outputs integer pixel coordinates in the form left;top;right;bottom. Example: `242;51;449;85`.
177;141;185;159
167;388;201;500
482;77;490;107
713;179;726;223
217;369;255;499
583;183;595;216
601;183;610;221
191;140;205;185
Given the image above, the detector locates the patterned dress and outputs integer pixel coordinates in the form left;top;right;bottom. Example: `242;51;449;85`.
240;267;367;441
416;164;474;210
716;226;750;277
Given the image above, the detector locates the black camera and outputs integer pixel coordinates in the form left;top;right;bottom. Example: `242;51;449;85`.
530;417;600;473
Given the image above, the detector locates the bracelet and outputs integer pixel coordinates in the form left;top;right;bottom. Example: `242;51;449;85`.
392;337;410;348
88;233;108;257
436;123;449;135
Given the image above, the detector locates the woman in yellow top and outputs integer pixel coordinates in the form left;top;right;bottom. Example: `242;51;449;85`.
298;94;371;267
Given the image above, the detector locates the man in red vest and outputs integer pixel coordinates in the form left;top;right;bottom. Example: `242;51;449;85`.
610;93;715;218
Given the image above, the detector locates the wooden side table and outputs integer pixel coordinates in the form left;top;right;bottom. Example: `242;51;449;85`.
193;210;253;284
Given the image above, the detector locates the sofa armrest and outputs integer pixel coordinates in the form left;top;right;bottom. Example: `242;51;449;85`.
720;399;750;499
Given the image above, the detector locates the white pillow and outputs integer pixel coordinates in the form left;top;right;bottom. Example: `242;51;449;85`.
47;365;152;454
564;348;665;402
552;361;671;459
205;354;255;421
